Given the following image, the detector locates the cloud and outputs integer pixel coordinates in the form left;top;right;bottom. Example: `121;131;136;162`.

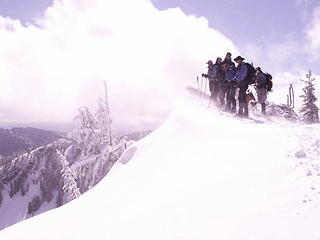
306;6;320;56
295;0;319;10
242;3;320;76
241;36;302;75
0;0;238;131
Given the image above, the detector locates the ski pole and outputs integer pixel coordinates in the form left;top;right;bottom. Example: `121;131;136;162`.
204;76;207;95
197;76;200;94
200;76;204;97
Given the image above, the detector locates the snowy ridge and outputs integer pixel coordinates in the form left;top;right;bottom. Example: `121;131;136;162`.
1;90;320;239
0;92;129;231
187;85;300;123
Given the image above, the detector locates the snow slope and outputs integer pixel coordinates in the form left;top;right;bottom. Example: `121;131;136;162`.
1;91;320;240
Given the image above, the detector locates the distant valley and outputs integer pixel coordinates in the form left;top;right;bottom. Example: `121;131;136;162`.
0;127;62;158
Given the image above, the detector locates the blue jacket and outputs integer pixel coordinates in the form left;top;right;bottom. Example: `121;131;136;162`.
225;66;236;81
233;63;247;82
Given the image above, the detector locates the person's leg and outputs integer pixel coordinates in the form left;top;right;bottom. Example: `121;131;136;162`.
243;101;249;117
225;84;231;111
243;87;249;117
219;83;226;106
230;86;237;113
209;81;214;98
238;84;248;117
238;102;244;115
257;88;267;114
261;103;266;114
212;82;219;102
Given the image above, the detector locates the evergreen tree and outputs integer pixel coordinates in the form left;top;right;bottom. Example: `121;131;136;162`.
56;150;81;202
299;70;319;124
0;190;2;207
27;195;42;215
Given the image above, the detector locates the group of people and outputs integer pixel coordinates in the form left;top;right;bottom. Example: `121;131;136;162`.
202;52;271;117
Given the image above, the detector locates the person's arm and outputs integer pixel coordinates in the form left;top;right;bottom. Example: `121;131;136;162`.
233;64;247;82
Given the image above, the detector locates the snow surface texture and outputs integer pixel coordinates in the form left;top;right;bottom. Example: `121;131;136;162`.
1;90;320;240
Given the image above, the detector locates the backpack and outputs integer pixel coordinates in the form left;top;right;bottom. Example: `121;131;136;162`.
265;73;273;91
245;62;256;85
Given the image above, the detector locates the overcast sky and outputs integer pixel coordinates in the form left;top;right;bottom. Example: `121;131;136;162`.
0;0;319;130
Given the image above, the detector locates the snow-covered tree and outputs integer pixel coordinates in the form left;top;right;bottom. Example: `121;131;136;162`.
95;81;116;146
62;82;125;195
299;70;319;124
68;82;118;156
96;98;114;146
56;150;81;202
76;106;98;129
68;107;100;155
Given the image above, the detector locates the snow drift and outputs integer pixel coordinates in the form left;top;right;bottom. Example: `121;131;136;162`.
1;90;320;240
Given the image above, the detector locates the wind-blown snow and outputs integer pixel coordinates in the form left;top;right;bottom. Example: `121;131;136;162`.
1;91;320;240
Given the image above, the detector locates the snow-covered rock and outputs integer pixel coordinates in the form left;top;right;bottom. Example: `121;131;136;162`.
267;103;300;121
295;150;307;158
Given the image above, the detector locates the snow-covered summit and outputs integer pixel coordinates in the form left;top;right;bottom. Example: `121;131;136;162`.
1;90;320;240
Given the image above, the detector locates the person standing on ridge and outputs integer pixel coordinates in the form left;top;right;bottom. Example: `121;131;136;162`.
213;57;223;103
202;60;216;99
203;57;222;102
223;52;234;67
222;53;236;112
255;67;268;114
233;56;249;117
214;57;225;106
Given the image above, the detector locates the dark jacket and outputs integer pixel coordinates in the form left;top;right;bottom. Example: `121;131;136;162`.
255;71;267;89
223;59;235;69
215;63;225;82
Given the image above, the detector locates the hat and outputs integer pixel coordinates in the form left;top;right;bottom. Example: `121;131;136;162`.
206;60;213;64
234;56;245;62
